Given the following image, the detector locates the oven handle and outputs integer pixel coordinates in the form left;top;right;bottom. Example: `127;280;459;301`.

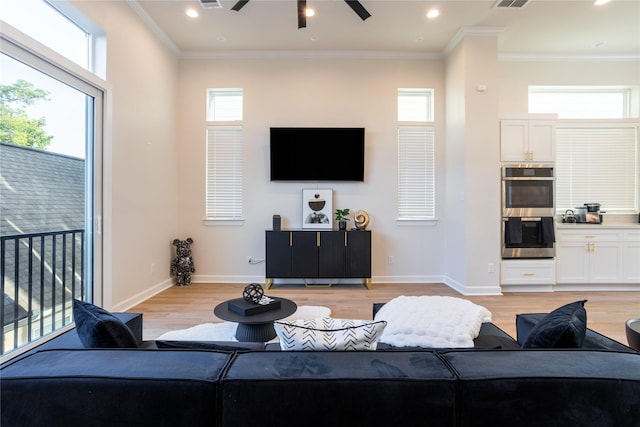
502;217;543;222
502;177;555;181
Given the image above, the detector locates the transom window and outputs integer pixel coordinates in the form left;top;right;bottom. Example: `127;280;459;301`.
529;86;631;119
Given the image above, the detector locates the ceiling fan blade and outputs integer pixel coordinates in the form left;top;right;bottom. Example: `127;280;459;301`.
344;0;371;21
297;0;307;28
231;0;250;11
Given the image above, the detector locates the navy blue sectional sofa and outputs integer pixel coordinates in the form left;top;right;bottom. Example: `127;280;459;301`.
2;310;639;427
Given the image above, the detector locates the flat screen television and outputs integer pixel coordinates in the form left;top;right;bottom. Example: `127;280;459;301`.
270;127;365;181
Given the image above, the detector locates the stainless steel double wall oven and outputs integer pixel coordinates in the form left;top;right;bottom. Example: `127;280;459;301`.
501;164;556;258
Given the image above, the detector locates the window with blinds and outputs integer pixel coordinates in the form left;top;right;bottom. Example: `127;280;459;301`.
528;86;638;214
206;126;243;220
397;88;435;220
398;126;435;219
556;124;638;213
205;88;243;222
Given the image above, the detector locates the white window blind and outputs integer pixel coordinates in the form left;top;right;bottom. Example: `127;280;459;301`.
398;126;435;220
206;125;243;220
556;124;638;213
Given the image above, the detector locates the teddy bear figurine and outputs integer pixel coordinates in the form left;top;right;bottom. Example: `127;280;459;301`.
171;238;195;286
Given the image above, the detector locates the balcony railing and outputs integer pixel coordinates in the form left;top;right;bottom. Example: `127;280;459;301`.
1;229;85;356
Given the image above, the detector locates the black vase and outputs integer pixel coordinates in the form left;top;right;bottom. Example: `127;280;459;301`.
338;220;347;231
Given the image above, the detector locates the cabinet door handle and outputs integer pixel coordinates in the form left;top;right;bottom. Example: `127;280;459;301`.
523;273;535;276
317;232;320;247
289;232;292;247
344;232;348;247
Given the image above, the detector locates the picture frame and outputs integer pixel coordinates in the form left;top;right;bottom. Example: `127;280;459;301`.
302;189;333;229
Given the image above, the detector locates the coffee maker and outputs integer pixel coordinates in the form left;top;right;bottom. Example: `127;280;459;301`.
583;203;602;223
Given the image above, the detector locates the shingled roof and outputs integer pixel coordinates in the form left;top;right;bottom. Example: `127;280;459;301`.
0;142;84;236
1;143;85;333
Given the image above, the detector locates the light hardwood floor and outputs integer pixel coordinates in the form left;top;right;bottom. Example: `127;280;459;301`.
130;282;639;345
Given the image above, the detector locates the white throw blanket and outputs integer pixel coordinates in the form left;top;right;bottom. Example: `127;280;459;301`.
374;295;492;348
156;305;332;342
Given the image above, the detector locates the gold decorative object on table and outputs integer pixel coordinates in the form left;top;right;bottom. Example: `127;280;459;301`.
354;210;370;230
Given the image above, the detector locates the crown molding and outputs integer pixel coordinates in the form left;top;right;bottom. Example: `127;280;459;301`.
127;0;180;56
180;50;443;60
499;53;640;62
443;26;505;57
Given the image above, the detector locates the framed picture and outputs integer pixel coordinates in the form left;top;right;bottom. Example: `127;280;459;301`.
302;189;333;229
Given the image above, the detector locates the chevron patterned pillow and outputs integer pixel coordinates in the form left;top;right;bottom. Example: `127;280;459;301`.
274;318;387;351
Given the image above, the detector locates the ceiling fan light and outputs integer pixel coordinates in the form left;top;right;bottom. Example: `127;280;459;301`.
426;9;439;19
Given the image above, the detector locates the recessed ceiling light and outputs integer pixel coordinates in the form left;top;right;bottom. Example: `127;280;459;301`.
416;36;424;43
593;0;611;5
186;8;199;18
306;8;315;17
310;35;320;42
426;9;440;19
592;40;607;48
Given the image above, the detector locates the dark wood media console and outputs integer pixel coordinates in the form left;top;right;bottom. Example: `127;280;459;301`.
265;230;372;289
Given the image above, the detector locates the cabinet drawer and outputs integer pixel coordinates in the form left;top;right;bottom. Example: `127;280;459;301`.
556;229;623;242
625;230;640;242
501;260;555;285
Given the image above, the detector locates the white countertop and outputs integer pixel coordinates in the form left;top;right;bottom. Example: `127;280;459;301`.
556;222;640;229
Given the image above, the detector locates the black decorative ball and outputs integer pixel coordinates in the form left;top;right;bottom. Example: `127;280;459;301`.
243;283;264;304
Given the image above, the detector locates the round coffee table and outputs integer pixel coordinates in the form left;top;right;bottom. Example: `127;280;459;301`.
213;297;297;342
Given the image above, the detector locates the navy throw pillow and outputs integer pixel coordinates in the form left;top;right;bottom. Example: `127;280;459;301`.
522;300;587;349
73;299;139;348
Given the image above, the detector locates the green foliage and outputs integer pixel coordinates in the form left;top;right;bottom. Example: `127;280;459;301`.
0;80;53;149
335;208;350;221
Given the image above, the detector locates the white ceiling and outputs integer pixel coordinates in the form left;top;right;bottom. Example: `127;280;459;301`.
134;0;640;57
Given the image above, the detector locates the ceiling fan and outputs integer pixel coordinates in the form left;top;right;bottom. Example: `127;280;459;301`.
230;0;371;29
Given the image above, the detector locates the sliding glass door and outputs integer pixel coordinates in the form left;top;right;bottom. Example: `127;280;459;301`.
0;35;104;357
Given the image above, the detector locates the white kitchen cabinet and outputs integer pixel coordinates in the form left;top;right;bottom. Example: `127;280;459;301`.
500;116;556;162
556;228;638;285
623;230;640;283
501;259;555;292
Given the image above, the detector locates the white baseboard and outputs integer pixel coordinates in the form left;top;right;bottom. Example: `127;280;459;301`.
111;278;174;312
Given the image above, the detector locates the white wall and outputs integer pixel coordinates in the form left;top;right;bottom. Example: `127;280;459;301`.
68;1;640;307
72;1;180;310
176;57;448;285
444;35;502;295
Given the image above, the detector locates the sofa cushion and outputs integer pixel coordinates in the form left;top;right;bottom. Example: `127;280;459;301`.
73;299;138;348
220;351;456;426
442;349;640;427
1;348;230;427
274;318;387;351
522;300;587;349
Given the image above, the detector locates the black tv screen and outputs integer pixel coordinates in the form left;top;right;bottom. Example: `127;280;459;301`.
270;127;365;181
